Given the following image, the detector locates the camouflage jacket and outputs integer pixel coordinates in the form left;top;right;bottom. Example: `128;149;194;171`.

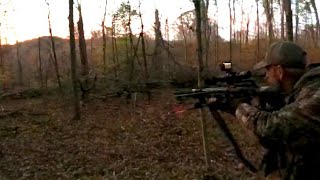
235;66;320;180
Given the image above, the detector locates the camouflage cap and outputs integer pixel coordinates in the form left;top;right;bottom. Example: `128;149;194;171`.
254;41;307;70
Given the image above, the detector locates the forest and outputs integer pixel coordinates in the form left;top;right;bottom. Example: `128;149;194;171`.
0;0;319;179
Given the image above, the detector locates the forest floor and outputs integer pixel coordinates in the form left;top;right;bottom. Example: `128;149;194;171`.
0;87;267;180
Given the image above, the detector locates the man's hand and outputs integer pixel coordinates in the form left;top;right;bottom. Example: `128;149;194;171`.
228;97;252;115
250;96;260;107
207;96;252;115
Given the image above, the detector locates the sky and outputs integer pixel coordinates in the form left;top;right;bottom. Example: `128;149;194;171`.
0;0;319;45
0;0;195;44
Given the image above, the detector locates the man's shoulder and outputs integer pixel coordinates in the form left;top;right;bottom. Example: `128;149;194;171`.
291;75;320;107
307;63;320;70
295;67;320;92
300;73;320;90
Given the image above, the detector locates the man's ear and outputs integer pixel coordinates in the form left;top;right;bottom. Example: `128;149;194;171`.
277;65;284;80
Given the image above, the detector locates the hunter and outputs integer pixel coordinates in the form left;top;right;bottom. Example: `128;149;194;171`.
235;41;320;179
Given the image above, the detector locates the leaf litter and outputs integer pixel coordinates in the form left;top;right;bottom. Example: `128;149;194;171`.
0;90;265;179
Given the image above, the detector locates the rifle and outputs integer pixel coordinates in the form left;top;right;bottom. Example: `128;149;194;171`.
173;62;285;173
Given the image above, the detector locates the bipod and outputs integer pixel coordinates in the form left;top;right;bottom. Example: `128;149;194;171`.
207;104;258;173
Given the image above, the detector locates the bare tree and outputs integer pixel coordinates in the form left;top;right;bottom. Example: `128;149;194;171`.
0;5;8;77
68;0;81;120
245;12;250;44
176;10;195;41
229;0;233;61
16;41;23;87
177;10;194;63
102;0;107;74
153;9;163;74
279;0;285;39
38;37;43;87
213;0;219;65
45;0;62;88
76;1;97;100
284;0;293;41
240;0;244;63
263;0;274;43
76;2;89;77
111;15;119;79
193;0;210;173
0;29;3;75
301;2;314;46
127;3;135;82
164;18;172;77
256;0;260;62
90;34;93;63
0;31;2;73
138;0;148;81
201;0;211;69
295;0;300;42
114;2;138;82
112;15;120;79
310;0;319;47
233;0;236;41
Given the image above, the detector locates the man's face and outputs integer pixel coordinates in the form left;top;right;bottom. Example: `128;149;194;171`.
265;65;282;86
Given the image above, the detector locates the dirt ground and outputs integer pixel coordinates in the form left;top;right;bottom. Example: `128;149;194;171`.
0;88;267;179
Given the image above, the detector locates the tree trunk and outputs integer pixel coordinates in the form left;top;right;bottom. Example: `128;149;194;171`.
77;3;91;99
38;37;43;87
102;0;107;74
233;0;236;41
215;24;219;65
138;1;148;81
264;0;274;43
125;34;130;80
0;32;3;74
49;35;62;88
153;9;163;73
284;0;293;41
165;18;173;78
240;0;244;63
246;14;250;44
90;37;93;64
193;0;210;172
279;0;285;39
128;9;134;82
214;0;219;66
256;0;260;62
16;41;23;87
179;15;188;63
111;16;118;79
44;55;49;87
68;0;81;120
201;0;210;69
45;0;62;88
113;24;120;78
310;0;319;47
102;24;107;74
194;1;204;87
295;0;299;42
77;4;89;77
229;0;232;61
204;25;211;69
